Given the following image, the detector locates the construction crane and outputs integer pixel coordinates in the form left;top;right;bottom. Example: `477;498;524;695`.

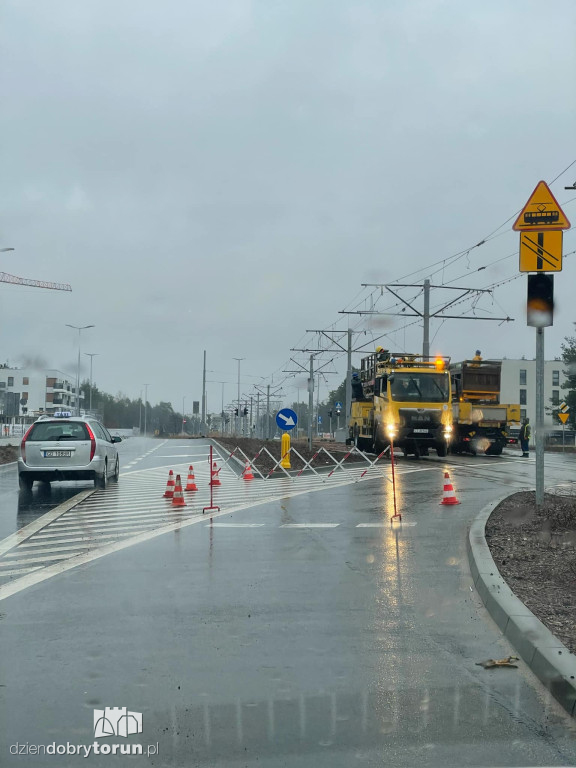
0;247;71;292
0;271;71;292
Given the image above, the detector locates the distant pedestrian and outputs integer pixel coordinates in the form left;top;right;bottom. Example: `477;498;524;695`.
519;418;531;457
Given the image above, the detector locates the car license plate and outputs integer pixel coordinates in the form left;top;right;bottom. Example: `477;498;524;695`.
413;428;429;433
44;450;72;458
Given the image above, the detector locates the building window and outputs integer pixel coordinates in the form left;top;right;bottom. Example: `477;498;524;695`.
519;369;527;385
520;389;527;405
520;409;527;421
552;370;560;386
23;377;29;385
552;390;560;405
7;377;14;386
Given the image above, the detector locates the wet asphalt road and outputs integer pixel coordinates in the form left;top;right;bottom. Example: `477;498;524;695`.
0;437;159;541
1;442;575;767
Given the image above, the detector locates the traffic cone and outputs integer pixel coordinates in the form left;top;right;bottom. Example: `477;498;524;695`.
209;461;221;487
163;469;175;498
185;465;198;492
243;461;254;481
440;471;460;505
172;474;187;507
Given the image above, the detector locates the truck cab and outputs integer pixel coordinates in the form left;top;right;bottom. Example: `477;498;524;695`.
348;353;453;457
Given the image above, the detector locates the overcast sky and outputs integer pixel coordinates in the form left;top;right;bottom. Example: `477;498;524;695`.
1;0;575;413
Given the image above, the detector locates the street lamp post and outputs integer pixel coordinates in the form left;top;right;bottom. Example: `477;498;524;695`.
66;324;95;416
84;353;99;414
233;358;245;436
143;384;149;436
182;396;186;434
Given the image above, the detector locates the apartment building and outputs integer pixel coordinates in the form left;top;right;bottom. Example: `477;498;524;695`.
499;358;567;427
0;366;79;419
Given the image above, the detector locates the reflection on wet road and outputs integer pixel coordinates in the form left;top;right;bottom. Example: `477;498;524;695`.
2;443;576;766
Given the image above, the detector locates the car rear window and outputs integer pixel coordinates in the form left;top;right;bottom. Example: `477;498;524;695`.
28;421;90;441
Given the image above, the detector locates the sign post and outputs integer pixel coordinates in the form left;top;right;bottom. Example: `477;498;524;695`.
514;181;570;506
335;401;342;432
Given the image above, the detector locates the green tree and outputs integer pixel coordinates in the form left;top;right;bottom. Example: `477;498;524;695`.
560;324;576;428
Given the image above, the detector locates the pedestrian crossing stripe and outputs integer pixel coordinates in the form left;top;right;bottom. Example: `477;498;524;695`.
0;459;425;601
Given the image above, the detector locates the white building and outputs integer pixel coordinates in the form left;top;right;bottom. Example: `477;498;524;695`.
499;358;567;427
0;366;79;420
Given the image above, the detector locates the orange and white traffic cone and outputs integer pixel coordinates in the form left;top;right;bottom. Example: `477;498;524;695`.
243;461;254;481
163;469;175;499
440;471;460;505
185;465;198;492
209;461;221;487
172;474;187;507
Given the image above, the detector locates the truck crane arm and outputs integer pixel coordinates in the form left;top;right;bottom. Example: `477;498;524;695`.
0;272;72;292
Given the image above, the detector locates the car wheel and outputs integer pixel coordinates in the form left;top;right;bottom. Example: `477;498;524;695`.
436;442;448;458
19;474;33;491
111;457;120;482
95;460;108;489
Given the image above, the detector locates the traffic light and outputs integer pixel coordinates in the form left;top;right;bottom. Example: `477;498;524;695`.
243;407;248;416
328;410;333;418
234;408;239;416
527;274;554;327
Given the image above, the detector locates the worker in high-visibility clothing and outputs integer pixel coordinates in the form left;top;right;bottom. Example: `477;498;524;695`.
471;350;482;367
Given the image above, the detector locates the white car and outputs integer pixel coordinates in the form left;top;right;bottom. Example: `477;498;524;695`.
18;413;121;490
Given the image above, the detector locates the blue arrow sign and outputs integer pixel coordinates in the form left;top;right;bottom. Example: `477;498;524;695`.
276;408;297;431
317;415;322;424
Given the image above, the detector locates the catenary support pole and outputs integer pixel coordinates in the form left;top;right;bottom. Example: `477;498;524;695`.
345;328;352;432
201;350;207;432
423;278;430;359
308;355;314;451
535;327;545;507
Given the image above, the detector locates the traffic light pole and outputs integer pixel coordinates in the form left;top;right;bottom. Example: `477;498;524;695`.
535;327;545;507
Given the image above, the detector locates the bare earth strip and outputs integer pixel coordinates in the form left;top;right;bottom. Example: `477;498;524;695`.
485;490;576;654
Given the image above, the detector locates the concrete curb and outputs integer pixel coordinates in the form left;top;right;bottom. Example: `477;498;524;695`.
468;496;576;718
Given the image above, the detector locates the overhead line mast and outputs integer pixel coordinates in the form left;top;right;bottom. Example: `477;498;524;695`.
341;280;513;358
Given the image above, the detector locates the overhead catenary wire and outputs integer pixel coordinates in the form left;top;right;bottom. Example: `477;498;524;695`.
257;160;576;394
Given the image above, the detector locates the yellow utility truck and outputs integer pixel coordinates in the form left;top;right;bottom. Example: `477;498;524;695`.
450;359;520;456
347;352;453;457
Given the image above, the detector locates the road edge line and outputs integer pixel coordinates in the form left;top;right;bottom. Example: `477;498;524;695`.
468;496;576;718
0;489;96;556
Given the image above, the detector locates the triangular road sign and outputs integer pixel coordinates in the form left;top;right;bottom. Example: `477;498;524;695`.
512;181;570;231
558;412;569;424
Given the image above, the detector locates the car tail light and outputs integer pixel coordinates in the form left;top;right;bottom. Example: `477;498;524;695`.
21;425;34;463
85;423;96;461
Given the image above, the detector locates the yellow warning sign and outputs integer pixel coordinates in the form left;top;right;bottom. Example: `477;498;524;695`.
558;412;569;424
519;230;563;272
513;180;570;231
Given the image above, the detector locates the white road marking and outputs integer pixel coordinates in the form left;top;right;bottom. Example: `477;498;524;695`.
18;533;133;547
356;522;417;527
0;552;80;565
0;489;95;556
0;566;44;577
206;523;266;528
0;453;452;599
280;523;340;528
